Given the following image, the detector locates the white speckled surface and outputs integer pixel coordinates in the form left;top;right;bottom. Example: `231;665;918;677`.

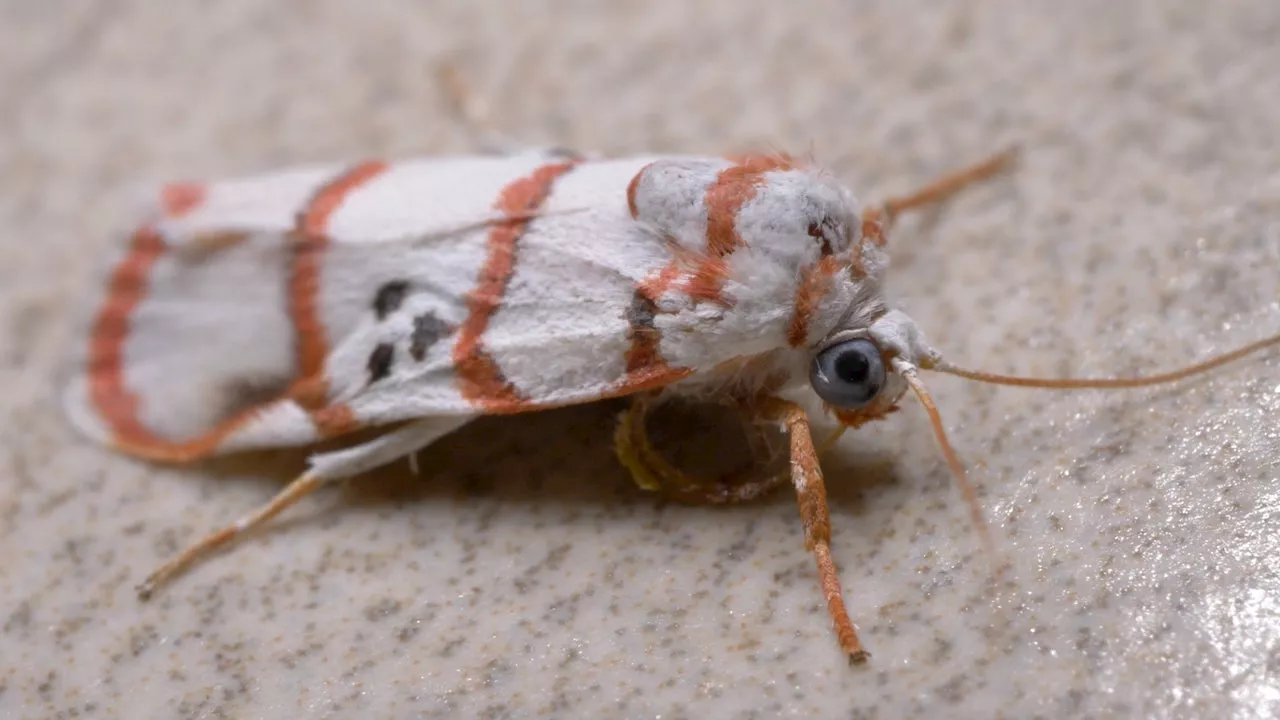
3;1;1280;717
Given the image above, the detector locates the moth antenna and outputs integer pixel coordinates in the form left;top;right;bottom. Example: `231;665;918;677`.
892;359;998;569
931;331;1280;389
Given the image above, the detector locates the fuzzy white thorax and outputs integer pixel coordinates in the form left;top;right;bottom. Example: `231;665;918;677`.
650;162;939;412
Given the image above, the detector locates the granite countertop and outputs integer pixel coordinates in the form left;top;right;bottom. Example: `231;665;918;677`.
3;1;1279;717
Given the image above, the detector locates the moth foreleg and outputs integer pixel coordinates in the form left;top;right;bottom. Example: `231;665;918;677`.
136;416;470;599
615;395;865;660
758;396;869;664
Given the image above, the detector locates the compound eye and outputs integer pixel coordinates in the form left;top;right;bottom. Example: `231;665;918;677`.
809;339;886;409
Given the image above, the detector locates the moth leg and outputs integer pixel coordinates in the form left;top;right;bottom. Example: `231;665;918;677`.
137;416;469;599
616;395;865;659
136;472;322;599
860;147;1019;251
758;396;868;663
710;467;792;504
611;392;788;504
613;395;789;505
437;62;522;154
613;394;670;493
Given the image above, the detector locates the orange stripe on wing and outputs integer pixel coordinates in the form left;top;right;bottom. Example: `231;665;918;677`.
624;263;681;374
454;161;579;411
86;227;286;461
87;227;167;453
286;160;389;412
626;162;655;219
613;364;694;397
683;153;796;303
786;255;842;348
312;403;358;438
160;182;206;218
86;163;390;461
471;364;692;416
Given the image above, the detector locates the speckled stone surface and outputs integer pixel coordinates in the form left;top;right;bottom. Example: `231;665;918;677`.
4;1;1280;718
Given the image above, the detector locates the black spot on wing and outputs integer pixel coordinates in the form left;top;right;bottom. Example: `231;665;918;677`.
368;343;396;383
410;313;453;361
373;281;410;320
627;290;658;337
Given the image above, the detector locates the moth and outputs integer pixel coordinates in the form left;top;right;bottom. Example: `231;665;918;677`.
62;72;1280;663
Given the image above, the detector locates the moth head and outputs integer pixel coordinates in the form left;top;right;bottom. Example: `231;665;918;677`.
804;306;991;560
806;308;937;427
804;295;1280;571
805;307;983;519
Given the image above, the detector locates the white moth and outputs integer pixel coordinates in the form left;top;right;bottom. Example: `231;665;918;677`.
62;76;1280;663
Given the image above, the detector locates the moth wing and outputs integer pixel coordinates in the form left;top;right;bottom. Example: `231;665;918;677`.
292;155;700;431
62;151;696;464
